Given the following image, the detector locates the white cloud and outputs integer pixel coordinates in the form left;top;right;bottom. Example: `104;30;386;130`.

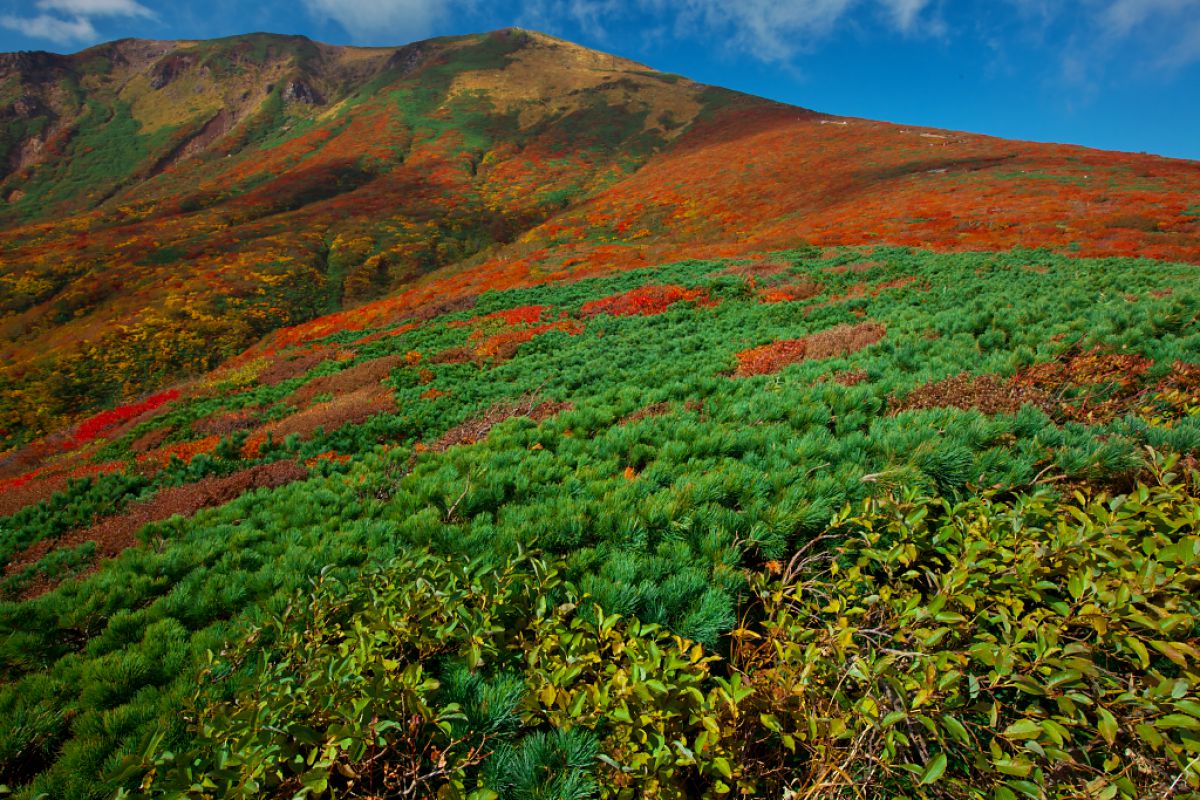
301;0;475;43
1098;0;1200;36
36;0;155;18
0;12;97;44
1;0;155;45
520;0;938;63
879;0;932;32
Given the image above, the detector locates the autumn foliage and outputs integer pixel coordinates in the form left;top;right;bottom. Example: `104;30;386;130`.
580;285;712;317
734;322;887;377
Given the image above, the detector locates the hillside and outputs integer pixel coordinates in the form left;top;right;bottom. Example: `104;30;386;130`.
2;29;1199;448
0;28;1199;800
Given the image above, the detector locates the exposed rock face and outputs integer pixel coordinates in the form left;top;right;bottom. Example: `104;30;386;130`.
5;95;46;119
149;54;195;89
386;43;427;75
0;51;64;81
282;80;322;105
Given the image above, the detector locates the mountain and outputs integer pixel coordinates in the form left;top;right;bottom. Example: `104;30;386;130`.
0;29;1199;800
2;29;1198;449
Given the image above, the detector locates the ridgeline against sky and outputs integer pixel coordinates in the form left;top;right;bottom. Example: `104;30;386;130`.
1;0;1198;160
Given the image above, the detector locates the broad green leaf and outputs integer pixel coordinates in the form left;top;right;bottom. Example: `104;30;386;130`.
918;753;948;785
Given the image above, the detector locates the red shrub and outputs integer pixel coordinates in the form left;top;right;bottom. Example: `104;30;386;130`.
450;304;549;329
67;390;180;447
581;285;713;318
472;320;584;362
137;435;222;468
759;281;823;304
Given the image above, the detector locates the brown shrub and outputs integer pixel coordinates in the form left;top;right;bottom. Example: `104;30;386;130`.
191;408;261;437
833;369;870;387
427;396;573;453
6;460;308;598
619;402;671;425
431;347;476;365
892;348;1169;423
715;261;794;279
821;261;881;275
407;294;478;322
288;355;404;407
130;426;174;454
891;373;1050;416
256;350;331;386
734;322;887;378
244;386;396;457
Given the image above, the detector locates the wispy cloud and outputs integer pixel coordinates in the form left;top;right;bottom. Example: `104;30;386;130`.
0;0;154;45
1010;0;1200;78
301;0;477;44
0;13;97;44
520;0;940;63
38;0;155;17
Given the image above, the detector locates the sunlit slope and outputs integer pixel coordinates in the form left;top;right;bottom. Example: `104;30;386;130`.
0;29;730;445
2;28;1199;451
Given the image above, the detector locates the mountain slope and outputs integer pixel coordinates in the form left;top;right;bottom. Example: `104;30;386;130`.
2;30;1199;451
0;28;732;445
1;30;1200;799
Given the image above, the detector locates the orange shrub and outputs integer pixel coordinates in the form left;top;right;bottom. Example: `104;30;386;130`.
735;322;886;377
581;285;712;318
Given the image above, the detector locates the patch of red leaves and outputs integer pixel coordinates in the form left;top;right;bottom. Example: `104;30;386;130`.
759;281;824;304
350;321;420;346
734;322;887;377
472;320;584;362
450;304;549;329
66;390;180;448
581;285;713;318
305;451;353;468
136;435;223;468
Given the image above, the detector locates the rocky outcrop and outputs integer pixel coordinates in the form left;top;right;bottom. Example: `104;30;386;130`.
149;53;195;89
0;51;65;82
282;80;322;105
386;43;428;75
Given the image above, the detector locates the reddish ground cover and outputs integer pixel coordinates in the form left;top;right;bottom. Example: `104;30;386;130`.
4;460;308;599
891;348;1197;424
580;285;713;318
425;397;573;453
734;322;887;377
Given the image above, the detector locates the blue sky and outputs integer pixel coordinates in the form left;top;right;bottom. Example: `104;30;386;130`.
2;0;1198;160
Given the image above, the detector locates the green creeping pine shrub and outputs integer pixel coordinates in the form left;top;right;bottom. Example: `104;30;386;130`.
123;453;1200;800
